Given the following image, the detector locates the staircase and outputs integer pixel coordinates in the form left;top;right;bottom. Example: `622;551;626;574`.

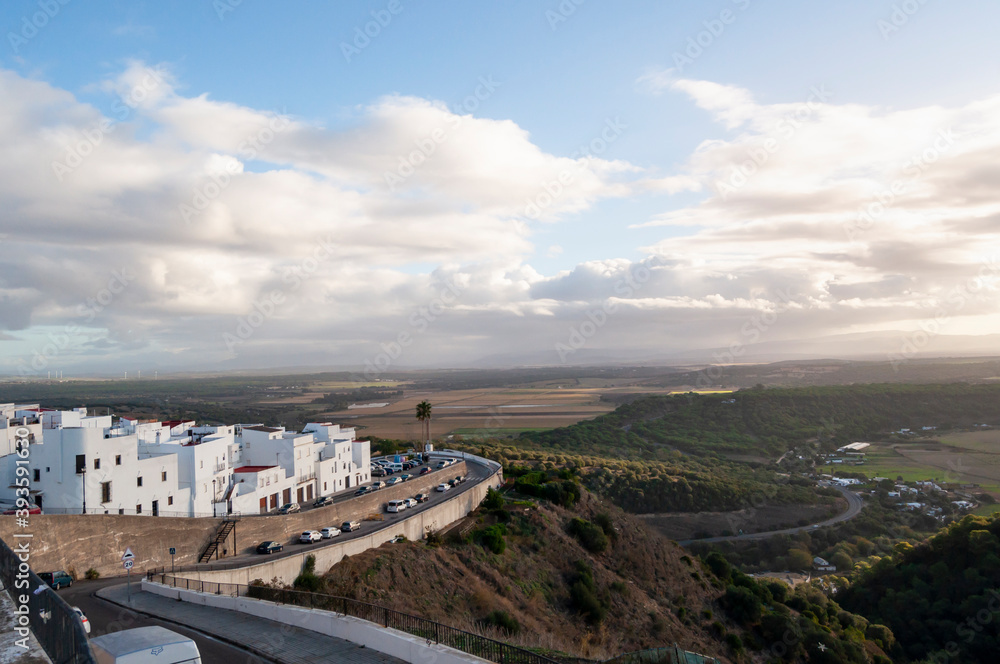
199;518;237;563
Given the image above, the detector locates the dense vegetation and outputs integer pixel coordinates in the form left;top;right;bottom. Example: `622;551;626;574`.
839;515;1000;663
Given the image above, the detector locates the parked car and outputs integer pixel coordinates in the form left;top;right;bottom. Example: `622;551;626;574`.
90;626;200;664
436;461;448;469
415;493;429;503
405;497;418;508
386;477;402;486
354;486;372;496
400;474;412;482
386;499;407;513
372;480;386;490
341;520;362;532
72;607;91;635
419;467;431;475
320;527;341;539
448;478;460;487
436;483;450;492
2;504;41;515
312;496;334;508
277;502;300;514
38;571;73;589
256;541;283;554
299;530;322;543
371;467;387;477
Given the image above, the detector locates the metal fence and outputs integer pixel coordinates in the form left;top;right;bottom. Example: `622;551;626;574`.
149;572;560;664
603;646;720;664
0;536;96;664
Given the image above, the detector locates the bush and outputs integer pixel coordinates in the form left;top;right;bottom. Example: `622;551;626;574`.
567;518;608;553
704;552;732;581
569;560;608;625
724;633;744;654
722;585;763;625
593;512;616;541
84;568;100;580
293;555;322;592
474;524;506;555
479;610;520;636
482;487;504;510
425;529;442;547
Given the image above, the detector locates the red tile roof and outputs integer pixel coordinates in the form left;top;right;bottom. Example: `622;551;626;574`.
233;465;277;473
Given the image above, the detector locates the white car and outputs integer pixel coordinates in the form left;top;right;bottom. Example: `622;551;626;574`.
299;530;322;543
320;527;341;539
436;483;450;492
72;606;91;635
405;498;418;508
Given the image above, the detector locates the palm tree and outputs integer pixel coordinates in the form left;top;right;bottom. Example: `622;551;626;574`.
415;400;432;451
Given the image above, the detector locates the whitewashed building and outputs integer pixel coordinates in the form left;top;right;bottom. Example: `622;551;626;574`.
0;405;370;517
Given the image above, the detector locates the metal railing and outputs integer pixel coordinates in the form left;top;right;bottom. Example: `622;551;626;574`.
148;572;559;664
602;646;720;664
0;536;96;664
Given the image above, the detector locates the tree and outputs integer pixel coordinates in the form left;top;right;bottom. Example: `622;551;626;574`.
415;400;432;449
788;548;813;571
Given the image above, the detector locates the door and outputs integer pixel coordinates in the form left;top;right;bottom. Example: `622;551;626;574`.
259;497;267;514
306;485;313;501
152;500;159;517
296;487;304;504
345;475;351;488
282;488;291;505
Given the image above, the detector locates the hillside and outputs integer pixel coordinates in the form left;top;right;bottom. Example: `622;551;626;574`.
298;480;893;663
839;514;1000;663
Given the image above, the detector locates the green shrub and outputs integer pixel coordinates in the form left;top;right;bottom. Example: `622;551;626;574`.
724;633;744;654
479;610;520;636
483;487;504;510
294;555;322;592
84;568;100;580
474;524;507;554
593;512;616;540
567;517;609;553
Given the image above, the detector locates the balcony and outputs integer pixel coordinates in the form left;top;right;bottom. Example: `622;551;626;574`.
213;464;227;474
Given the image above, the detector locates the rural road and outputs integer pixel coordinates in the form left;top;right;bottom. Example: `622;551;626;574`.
678;485;865;546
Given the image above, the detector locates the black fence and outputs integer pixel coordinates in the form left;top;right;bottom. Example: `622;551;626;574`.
149;572;559;664
0;536;96;664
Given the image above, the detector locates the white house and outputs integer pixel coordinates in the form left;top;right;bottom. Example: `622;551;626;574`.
0;405;370;517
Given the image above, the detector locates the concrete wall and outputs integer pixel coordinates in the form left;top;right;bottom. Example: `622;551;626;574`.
173;468;500;585
142;579;490;664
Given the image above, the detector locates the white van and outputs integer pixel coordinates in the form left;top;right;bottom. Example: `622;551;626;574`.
388;463;404;473
386;499;407;513
90;626;201;663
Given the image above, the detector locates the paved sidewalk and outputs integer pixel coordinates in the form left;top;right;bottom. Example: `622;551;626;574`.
0;588;50;664
98;584;404;664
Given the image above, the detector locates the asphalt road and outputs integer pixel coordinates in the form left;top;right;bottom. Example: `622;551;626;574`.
59;577;274;663
184;455;494;572
679;485;865;546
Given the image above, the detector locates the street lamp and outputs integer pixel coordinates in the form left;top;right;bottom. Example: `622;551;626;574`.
212;478;217;518
81;467;86;515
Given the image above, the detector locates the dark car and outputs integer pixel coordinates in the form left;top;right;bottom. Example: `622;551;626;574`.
354;486;372;496
256;541;284;554
419;467;431;475
277;502;300;515
415;493;430;503
341;520;362;532
312;496;334;508
38;571;73;589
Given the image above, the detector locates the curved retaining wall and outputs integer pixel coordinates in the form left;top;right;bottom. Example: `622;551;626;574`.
175;454;502;585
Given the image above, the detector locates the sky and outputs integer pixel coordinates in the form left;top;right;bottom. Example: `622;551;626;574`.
2;0;1000;376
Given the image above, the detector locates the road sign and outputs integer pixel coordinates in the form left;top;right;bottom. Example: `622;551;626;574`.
169;547;176;555
123;559;134;570
121;547;135;561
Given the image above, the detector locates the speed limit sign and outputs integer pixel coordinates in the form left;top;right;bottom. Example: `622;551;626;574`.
123;559;134;570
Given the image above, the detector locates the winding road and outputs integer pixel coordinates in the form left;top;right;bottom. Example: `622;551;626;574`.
678;485;865;546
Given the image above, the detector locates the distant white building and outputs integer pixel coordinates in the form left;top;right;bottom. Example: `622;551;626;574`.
0;404;370;517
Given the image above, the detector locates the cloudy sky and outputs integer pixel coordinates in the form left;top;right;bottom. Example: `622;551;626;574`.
2;0;1000;376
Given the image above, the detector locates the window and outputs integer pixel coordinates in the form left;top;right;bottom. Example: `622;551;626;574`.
101;482;111;503
33;469;39;482
75;454;85;474
161;471;167;482
93;458;100;470
137;476;143;487
115;455;122;466
200;460;204;468
118;508;124;515
136;504;142;514
45;467;49;472
323;482;327;491
167;496;173;506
